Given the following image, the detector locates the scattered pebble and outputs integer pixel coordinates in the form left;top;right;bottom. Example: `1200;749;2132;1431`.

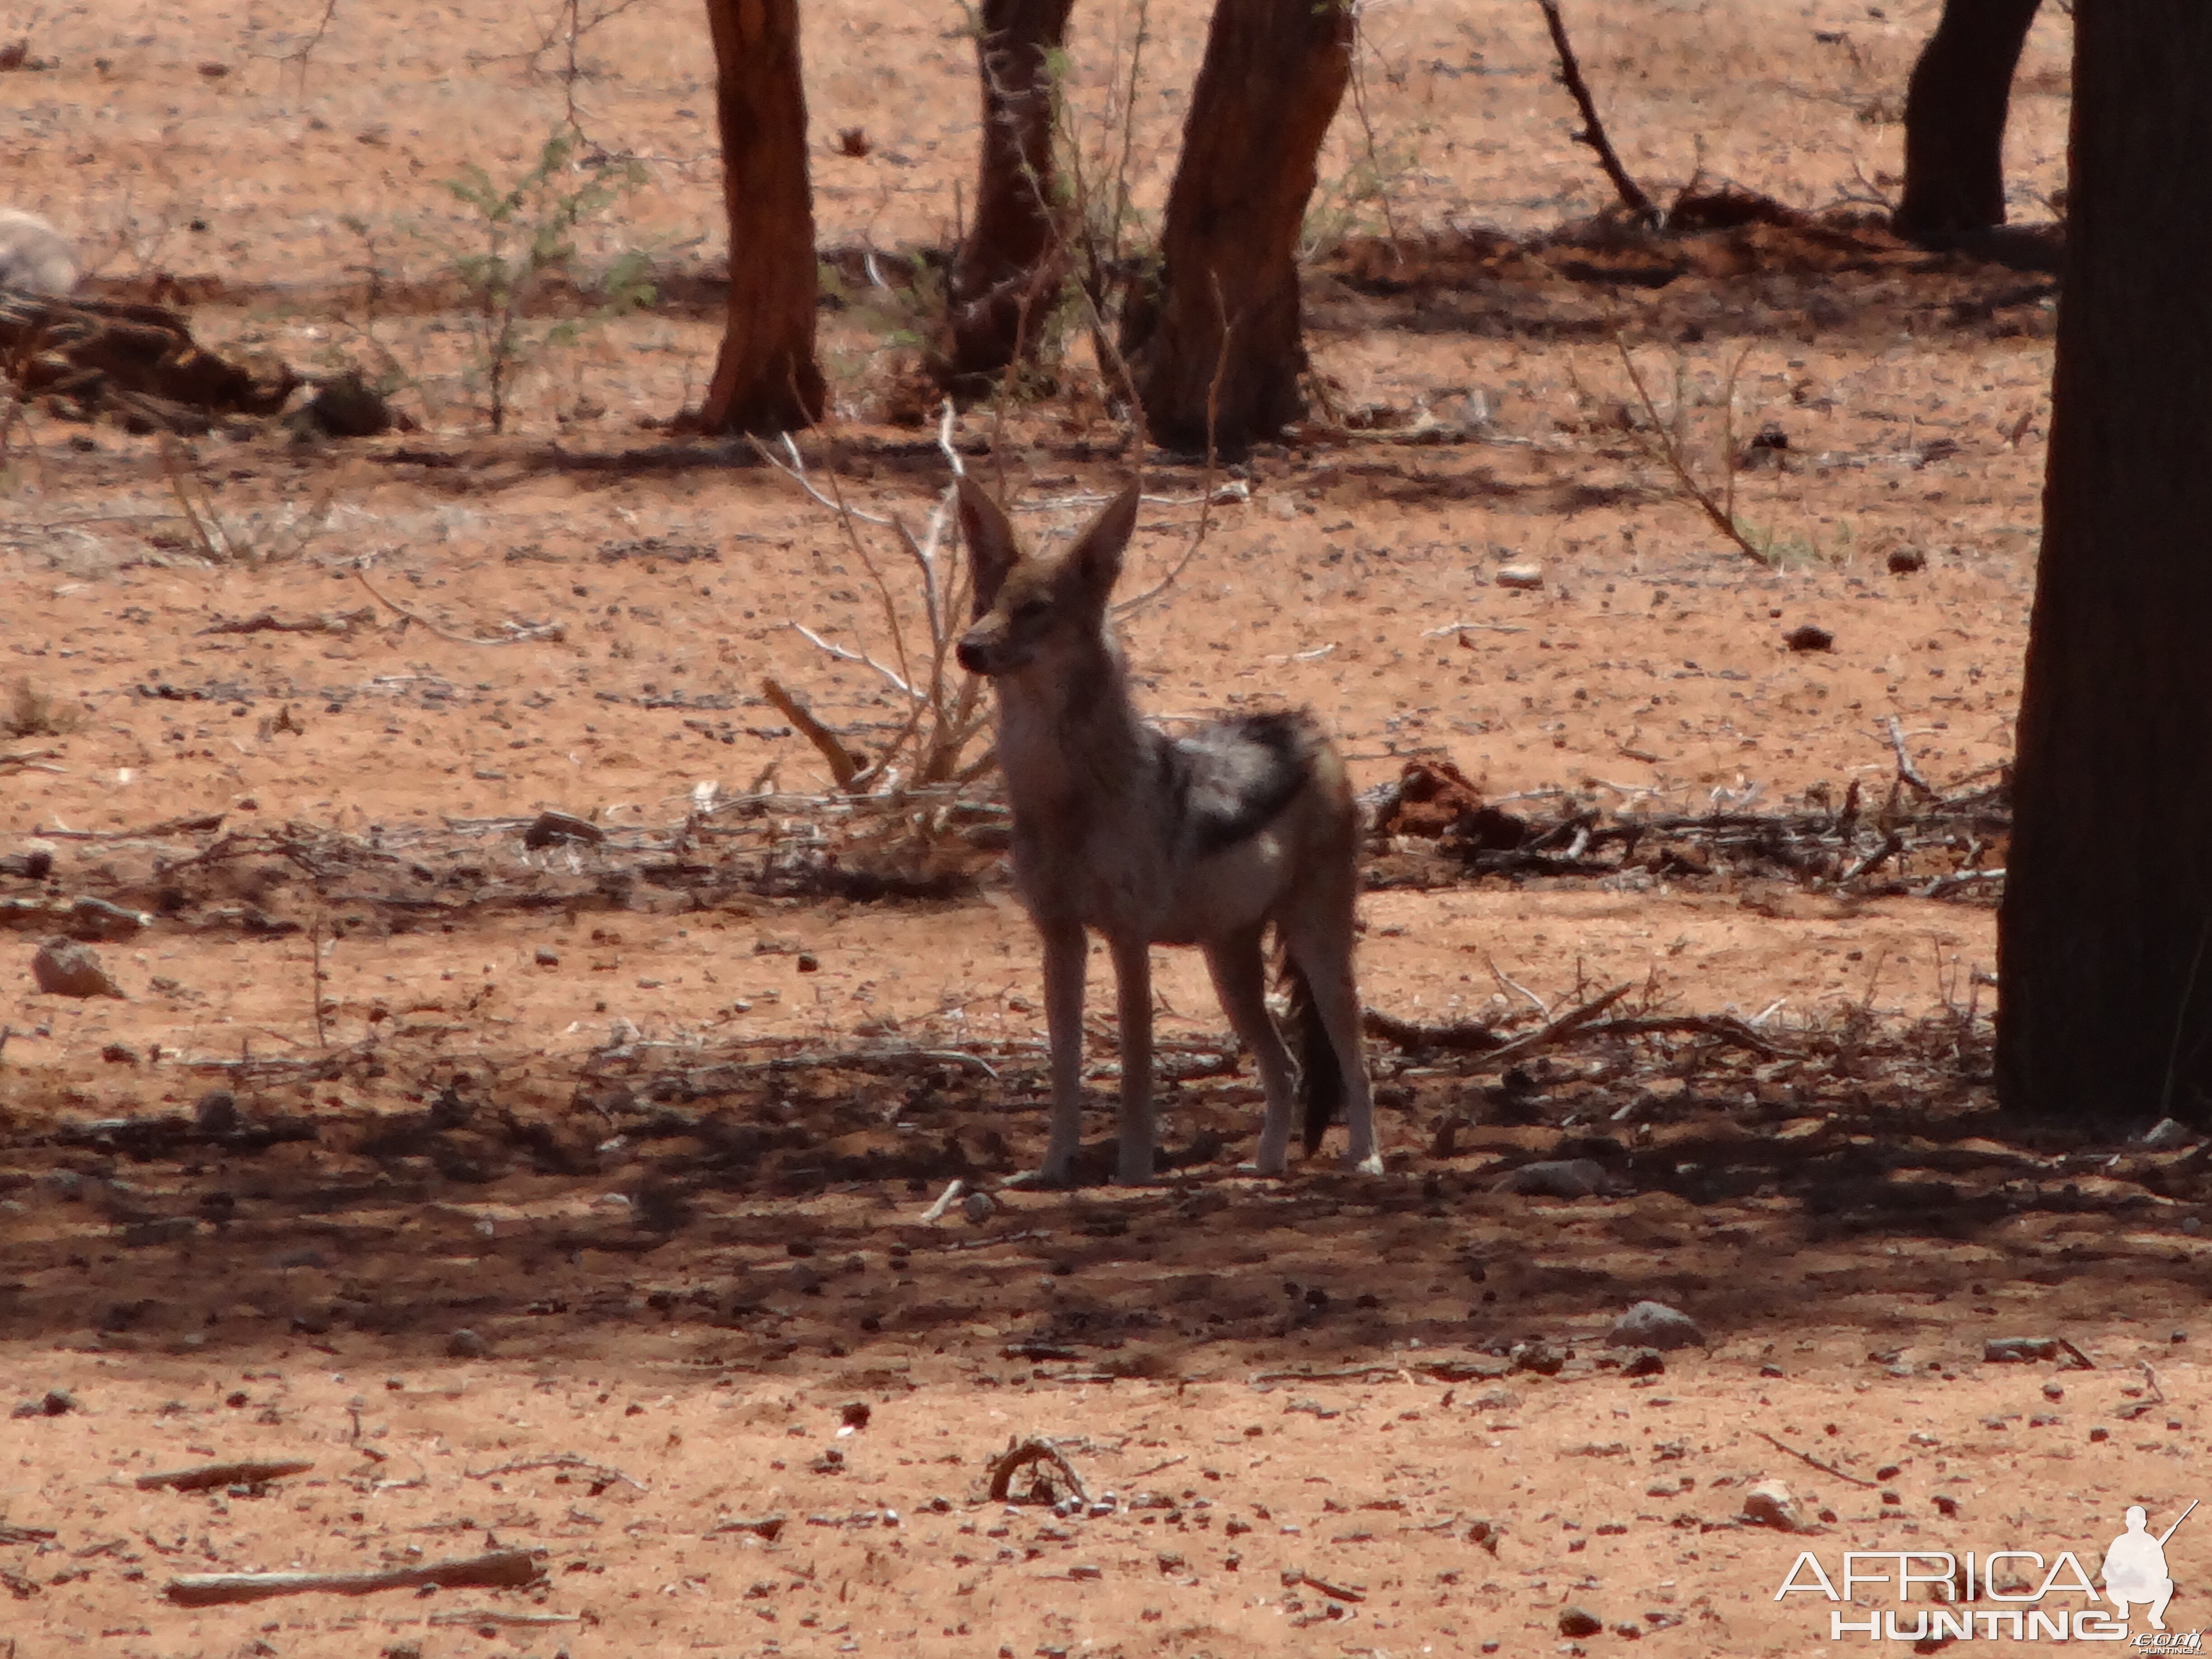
1495;562;1545;590
522;810;604;848
961;1190;996;1225
446;1328;489;1359
1559;1606;1603;1637
1783;623;1835;652
1886;546;1927;574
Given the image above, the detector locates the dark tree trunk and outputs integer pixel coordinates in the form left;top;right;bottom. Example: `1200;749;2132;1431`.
943;0;1075;392
698;0;825;434
1996;9;2212;1127
1893;0;2042;241
1120;0;1351;455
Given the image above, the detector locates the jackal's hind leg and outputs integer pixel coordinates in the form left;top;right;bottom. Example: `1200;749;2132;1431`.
1204;925;1298;1176
1108;933;1158;1185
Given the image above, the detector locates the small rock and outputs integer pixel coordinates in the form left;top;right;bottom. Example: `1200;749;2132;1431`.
1783;624;1834;653
962;1190;996;1225
840;1401;872;1430
1495;562;1545;591
797;952;821;972
69;895;147;940
9;1388;67;1418
0;846;55;881
1509;1341;1564;1377
32;937;124;998
522;810;604;849
2042;1380;2065;1401
446;1328;489;1359
1886;546;1927;574
1607;1301;1706;1351
1620;1347;1666;1378
1559;1606;1603;1638
1493;1158;1611;1199
1741;1478;1809;1532
2142;1116;2193;1149
101;1042;139;1064
534;947;560;966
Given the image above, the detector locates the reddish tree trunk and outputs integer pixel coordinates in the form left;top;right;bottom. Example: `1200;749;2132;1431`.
698;0;825;434
943;0;1074;392
1893;0;2043;241
1997;7;2212;1125
1120;0;1350;455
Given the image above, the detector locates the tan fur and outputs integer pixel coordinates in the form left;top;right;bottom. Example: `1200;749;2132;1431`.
955;477;1381;1185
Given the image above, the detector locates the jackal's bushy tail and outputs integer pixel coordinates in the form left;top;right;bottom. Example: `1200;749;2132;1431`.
1283;950;1345;1156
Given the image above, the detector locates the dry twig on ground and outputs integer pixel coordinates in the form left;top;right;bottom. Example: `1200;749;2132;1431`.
165;1548;542;1607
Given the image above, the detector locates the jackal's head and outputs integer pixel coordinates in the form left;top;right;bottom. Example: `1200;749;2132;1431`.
954;477;1141;679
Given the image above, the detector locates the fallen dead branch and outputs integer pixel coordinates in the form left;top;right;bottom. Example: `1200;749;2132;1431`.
1753;1428;1879;1490
1283;1566;1367;1603
198;607;375;637
165;1547;543;1607
136;1458;313;1492
988;1437;1088;1505
427;1609;581;1629
464;1452;646;1491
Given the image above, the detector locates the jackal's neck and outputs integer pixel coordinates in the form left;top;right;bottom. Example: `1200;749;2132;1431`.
992;633;1151;814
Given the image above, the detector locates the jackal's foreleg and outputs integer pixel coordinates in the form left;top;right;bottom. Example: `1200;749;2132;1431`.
1039;919;1088;1185
1108;934;1157;1184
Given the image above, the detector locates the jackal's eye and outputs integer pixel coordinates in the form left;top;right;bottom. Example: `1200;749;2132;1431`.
1013;598;1051;622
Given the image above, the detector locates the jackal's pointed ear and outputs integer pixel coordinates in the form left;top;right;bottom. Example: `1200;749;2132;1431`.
1067;480;1141;596
956;476;1022;618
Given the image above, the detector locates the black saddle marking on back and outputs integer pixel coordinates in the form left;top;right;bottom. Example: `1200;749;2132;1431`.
1168;709;1317;855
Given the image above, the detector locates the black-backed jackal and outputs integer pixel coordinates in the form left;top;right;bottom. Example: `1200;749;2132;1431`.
954;478;1382;1186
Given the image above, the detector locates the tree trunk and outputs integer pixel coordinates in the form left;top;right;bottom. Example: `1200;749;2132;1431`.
943;0;1075;393
1996;9;2212;1127
698;0;824;434
1893;0;2042;242
1120;0;1350;455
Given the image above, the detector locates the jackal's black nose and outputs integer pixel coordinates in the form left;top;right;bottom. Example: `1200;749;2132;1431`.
956;639;989;674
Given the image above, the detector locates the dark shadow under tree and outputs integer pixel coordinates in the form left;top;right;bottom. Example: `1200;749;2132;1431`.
1119;0;1351;455
698;0;825;434
943;0;1075;394
1997;7;2212;1126
1893;0;2043;242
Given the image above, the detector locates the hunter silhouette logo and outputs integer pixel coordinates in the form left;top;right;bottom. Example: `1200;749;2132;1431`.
2105;1501;2193;1633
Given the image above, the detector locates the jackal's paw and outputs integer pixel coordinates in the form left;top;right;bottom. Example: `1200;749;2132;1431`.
1346;1151;1385;1176
1112;1158;1160;1187
1242;1155;1289;1179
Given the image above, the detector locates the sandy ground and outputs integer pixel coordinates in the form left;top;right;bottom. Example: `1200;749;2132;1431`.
11;4;2202;1658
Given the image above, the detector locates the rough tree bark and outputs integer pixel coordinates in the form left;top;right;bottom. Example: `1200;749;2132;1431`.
1120;0;1351;455
1893;0;2043;241
944;0;1075;392
1996;9;2212;1127
698;0;824;434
